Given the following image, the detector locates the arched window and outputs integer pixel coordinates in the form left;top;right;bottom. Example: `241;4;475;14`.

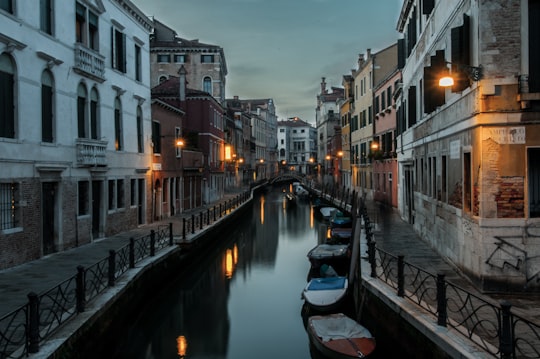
41;70;54;142
114;97;123;151
0;53;15;138
203;76;212;95
158;75;167;84
77;83;87;138
280;148;286;157
136;106;143;153
90;88;99;139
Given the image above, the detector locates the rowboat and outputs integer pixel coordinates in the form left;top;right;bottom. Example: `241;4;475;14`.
302;276;348;312
307;313;376;358
307;243;350;274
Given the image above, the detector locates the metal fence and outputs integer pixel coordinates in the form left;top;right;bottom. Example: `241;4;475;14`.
0;191;250;359
362;208;540;359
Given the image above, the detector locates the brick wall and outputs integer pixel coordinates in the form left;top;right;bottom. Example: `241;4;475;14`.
495;177;524;218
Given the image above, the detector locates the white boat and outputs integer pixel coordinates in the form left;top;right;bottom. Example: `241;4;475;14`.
302;276;348;312
307;313;376;358
319;207;337;219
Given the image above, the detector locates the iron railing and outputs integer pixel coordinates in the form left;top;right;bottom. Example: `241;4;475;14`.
0;191;250;359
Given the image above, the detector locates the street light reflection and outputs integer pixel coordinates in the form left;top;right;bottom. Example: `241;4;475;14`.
176;335;187;357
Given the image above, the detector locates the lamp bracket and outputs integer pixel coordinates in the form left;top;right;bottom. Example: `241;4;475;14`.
446;61;483;81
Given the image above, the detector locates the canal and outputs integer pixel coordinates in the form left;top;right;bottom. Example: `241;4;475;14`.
110;185;334;359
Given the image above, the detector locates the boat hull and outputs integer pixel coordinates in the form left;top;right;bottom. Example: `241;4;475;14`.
307;313;376;358
302;277;348;312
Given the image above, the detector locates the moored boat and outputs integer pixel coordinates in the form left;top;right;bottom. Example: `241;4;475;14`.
307;312;376;358
302;276;348;312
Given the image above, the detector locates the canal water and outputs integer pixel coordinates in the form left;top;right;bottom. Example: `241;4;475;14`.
111;185;334;359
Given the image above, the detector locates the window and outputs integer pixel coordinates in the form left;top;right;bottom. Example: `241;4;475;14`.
41;70;54;142
0;183;19;230
158;75;167;84
529;148;540;217
130;179;136;206
175;127;181;157
157;54;170;63
201;54;214;63
0;54;15;138
387;86;392;108
112;28;126;72
152;121;161;154
135;45;142;81
174;54;185;63
114;98;123;150
108;180;115;210
203;77;212;94
90;88;99;139
0;0;13;14
137;106;143;153
117;179;125;209
78;181;89;215
77;83;87;138
76;2;99;51
40;0;53;35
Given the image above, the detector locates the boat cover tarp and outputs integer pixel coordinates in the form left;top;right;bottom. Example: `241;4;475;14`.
311;314;373;342
307;276;346;290
308;244;348;259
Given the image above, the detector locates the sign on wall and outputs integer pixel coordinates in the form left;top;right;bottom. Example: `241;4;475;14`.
483;127;526;144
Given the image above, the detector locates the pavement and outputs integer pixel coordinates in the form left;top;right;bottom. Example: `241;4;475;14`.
0;188;248;318
361;201;540;321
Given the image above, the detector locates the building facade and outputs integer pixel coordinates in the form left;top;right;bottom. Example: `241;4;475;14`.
277;117;317;176
397;0;540;290
0;0;153;269
150;18;227;104
316;78;344;185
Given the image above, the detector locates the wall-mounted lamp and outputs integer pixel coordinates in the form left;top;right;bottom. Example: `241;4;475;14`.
439;61;483;87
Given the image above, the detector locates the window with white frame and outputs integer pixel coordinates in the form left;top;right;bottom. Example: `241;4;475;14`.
203;76;212;94
111;26;126;72
41;70;54;142
76;2;99;51
40;0;53;35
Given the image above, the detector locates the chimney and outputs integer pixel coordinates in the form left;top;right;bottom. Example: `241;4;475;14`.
178;65;187;101
321;77;327;94
358;54;365;69
366;48;372;59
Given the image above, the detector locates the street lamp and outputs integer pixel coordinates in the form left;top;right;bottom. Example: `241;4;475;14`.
439;61;483;87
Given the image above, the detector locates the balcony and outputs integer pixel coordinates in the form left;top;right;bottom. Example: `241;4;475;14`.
76;138;108;167
73;43;105;82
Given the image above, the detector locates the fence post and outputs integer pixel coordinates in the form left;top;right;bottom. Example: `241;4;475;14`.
191;214;195;234
27;292;39;353
129;237;135;268
499;301;513;359
397;255;405;297
150;230;156;256
368;241;376;278
169;222;173;246
219;203;222;218
436;273;447;327
183;218;186;239
199;212;203;230
207;209;210;225
108;250;116;286
213;206;216;222
76;265;86;313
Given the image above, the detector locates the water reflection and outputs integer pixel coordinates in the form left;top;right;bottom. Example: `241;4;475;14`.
109;187;324;359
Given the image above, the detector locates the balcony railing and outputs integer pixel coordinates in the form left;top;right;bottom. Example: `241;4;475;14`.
76;139;108;167
73;43;105;82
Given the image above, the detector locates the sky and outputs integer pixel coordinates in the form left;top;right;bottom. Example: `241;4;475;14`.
133;0;403;124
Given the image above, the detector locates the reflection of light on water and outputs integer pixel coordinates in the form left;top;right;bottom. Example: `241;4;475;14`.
226;249;233;278
225;244;239;279
310;206;314;228
326;227;332;239
176;335;187;357
260;196;265;224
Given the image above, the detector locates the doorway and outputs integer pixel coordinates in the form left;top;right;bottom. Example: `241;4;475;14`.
138;178;145;224
92;180;102;238
42;182;57;255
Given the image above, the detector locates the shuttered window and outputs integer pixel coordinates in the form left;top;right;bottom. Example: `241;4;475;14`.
41;70;54;142
451;14;471;92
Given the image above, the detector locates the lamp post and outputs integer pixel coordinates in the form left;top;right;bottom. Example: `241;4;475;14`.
176;138;185;213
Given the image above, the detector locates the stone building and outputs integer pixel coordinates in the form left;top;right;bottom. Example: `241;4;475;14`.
277;117;317;176
397;0;540;291
0;0;153;269
150;18;227;104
